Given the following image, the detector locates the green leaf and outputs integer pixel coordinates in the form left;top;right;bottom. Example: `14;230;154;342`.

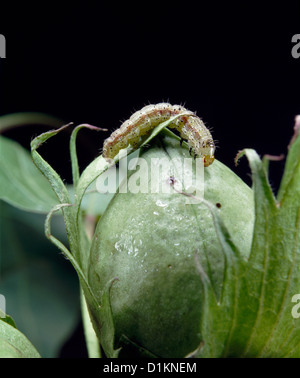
223;140;300;357
69;124;108;189
0;112;64;133
75;183;115;217
30;123;105;358
30;125;72;205
0;310;17;329
97;278;121;358
193;199;247;358
30;125;83;267
0;202;80;357
187;127;300;358
44;202;98;310
277;123;300;203
0;319;41;358
139;112;192;149
80;290;101;358
0;136;59;213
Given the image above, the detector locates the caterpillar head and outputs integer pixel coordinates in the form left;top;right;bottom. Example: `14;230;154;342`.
204;154;215;167
203;139;215;167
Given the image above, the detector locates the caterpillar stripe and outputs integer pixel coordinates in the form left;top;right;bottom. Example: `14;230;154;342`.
103;103;215;167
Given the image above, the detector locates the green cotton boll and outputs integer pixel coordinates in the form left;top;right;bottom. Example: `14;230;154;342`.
88;133;254;358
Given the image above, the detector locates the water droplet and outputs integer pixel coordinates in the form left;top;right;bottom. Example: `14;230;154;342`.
156;199;168;208
114;240;122;252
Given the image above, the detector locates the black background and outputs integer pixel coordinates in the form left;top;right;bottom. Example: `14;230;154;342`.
0;1;299;357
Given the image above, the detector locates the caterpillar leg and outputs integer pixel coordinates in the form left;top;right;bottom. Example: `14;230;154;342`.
180;138;187;147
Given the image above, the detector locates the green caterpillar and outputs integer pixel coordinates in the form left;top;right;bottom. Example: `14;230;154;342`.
103;103;215;167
